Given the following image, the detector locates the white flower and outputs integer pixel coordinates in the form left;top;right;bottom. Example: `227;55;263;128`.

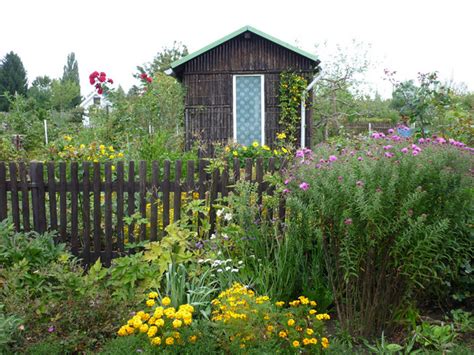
225;266;231;271
198;259;205;263
238;260;244;265
217;268;223;273
222;233;229;240
225;259;232;263
224;213;233;221
216;209;224;217
217;251;222;255
210;234;216;240
231;269;239;273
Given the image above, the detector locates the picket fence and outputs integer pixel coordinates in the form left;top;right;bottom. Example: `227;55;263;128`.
0;158;283;265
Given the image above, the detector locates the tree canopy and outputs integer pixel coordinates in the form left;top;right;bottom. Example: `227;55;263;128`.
0;51;28;111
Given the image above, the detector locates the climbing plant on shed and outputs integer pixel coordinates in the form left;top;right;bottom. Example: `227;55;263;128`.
278;72;308;143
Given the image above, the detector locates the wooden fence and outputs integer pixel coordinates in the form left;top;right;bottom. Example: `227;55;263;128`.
0;159;282;266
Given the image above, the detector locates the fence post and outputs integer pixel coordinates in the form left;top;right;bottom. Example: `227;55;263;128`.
0;162;7;221
30;162;46;233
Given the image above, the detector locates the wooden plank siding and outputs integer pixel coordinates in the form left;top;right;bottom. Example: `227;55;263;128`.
177;32;316;150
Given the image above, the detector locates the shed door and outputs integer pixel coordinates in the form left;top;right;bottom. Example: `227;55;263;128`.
233;75;265;145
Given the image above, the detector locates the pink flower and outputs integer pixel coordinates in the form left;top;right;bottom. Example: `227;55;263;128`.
383;145;393;150
284;179;290;185
328;155;338;162
412;150;419;156
388;128;394;134
338;176;343;182
401;147;408;154
282;188;291;194
356;180;364;187
299;182;310;191
344;218;353;225
418;138;425;144
357;156;363;161
385;152;394;158
295;150;305;158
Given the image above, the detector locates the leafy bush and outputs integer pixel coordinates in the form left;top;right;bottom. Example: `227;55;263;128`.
0;305;23;353
285;134;473;337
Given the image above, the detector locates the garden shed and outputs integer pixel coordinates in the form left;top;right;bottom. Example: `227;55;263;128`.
168;26;320;149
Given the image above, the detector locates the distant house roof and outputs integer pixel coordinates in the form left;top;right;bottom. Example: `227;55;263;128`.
170;25;319;70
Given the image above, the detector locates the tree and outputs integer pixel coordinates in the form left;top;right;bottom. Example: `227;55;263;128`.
0;51;28;111
61;52;81;107
147;42;188;74
28;75;53;110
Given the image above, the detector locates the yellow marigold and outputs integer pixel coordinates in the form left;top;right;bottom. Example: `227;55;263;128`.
147;326;158;338
263;145;270;151
164;307;176;319
117;326;127;336
322;337;329;348
189;335;197;343
125;326;134;334
148;317;156;325
173;331;180;339
232;150;238;157
303;338;311;345
267;325;274;332
310;301;317;307
64;135;72;141
155;318;165;327
151;336;161;345
224;146;231;152
132;318;142;328
275;301;285;307
154;307;164;318
277;132;287;140
162;297;171;306
172;319;182;328
306;328;314;335
117;152;124;158
109;146;114;152
279;331;287;338
139;324;149;333
99;145;105;150
252;141;259;148
310;338;318;344
146;299;155;307
165;337;175;345
292;340;300;348
298;296;309;304
148;291;158;299
309;309;317;315
287;319;295;326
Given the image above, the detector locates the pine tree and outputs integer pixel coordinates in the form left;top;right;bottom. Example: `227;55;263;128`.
61;52;81;108
0;51;28;111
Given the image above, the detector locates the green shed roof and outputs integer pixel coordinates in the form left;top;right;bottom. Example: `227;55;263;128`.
170;25;318;70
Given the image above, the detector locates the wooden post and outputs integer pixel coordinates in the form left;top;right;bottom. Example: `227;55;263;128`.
70;162;79;255
150;161;159;241
9;163;20;231
0;163;7;221
30;162;46;233
82;162;91;264
59;162;67;242
116;161;124;252
19;162;30;231
139;161;147;241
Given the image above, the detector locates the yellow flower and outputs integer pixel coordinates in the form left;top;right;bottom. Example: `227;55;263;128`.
148;291;158;299
151;336;161;345
111;165;116;171
242;146;248;151
165;337;175;345
155;318;165;327
252;141;259;148
173;331;181;339
154;307;164;318
322;337;329;348
309;309;317;315
292;340;300;348
117;152;124;158
63;135;72;141
275;301;285;307
303;338;311;345
139;324;149;333
132;318;142;328
109;146;114;152
277;132;287;140
267;325;274;332
125;326;134;335
109;154;115;159
117;326;127;336
189;335;197;343
282;147;288;153
278;331;287;338
287;319;295;326
162;297;171;306
99;145;105;150
146;299;155;307
306;328;314;335
147;326;158;338
232;150;238;157
310;301;317;307
310;338;318;344
263;145;270;151
172;319;182;328
224;146;231;152
80;144;85;149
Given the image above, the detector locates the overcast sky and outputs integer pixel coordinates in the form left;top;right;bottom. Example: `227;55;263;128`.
1;0;473;98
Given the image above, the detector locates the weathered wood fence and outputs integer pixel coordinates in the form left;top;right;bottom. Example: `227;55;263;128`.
0;158;281;266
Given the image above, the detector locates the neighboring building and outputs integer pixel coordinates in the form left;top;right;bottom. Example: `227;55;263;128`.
167;25;320;149
80;91;111;126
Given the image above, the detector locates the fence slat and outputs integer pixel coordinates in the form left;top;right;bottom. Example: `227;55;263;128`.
198;159;207;200
245;158;252;181
70;162;79;255
82;162;91;264
174;160;182;222
93;162;101;261
150;161;159;241
59;162;67;242
116;161;124;252
267;157;275;220
221;165;229;197
233;158;240;184
186;160;195;192
104;162;113;266
31;162;46;233
139;161;147;241
256;157;264;204
162;160;170;230
47;162;57;232
19;162;30;231
0;163;7;221
127;161;135;243
9;163;20;231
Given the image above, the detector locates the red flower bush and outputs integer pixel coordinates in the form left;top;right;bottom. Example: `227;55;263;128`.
89;71;113;95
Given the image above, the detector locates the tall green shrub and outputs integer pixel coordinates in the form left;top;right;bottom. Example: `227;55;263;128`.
286;137;473;337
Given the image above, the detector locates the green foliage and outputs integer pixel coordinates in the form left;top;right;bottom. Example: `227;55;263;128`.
0;305;23;353
413;322;457;352
286;139;473;337
363;332;404;354
145;41;188;75
61;52;81;108
279;72;308;143
0;51;28;111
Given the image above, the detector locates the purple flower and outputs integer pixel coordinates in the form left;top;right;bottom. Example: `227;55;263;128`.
412;150;419;156
418;138;425;144
338;176;343;182
195;241;204;249
391;135;401;141
48;326;55;333
319;158;325;163
344;218;353;225
295;150;305;158
357;156;363;161
299;182;310;191
282;188;291;194
356;180;364;187
388;128;394;134
385;152;394;158
328;155;338;162
383;145;393;150
284;179;290;185
401;147;408;154
371;132;381;139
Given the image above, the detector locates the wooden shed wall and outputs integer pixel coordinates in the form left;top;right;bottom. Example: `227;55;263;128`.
178;32;316;149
